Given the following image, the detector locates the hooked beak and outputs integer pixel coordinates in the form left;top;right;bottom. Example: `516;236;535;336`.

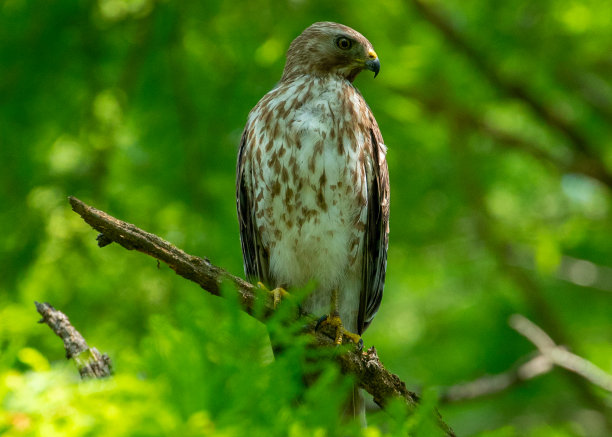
365;49;380;78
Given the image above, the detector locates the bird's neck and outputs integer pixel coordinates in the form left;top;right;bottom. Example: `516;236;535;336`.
279;71;355;87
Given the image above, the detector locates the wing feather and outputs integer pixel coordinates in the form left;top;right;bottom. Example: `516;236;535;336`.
357;119;390;335
236;129;270;285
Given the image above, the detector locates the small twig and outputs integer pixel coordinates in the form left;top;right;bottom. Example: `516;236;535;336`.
441;353;553;403
35;301;112;379
67;196;455;436
442;314;612;403
510;314;612;393
447;124;612;429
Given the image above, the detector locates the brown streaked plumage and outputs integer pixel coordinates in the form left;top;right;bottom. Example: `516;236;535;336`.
236;21;389;422
237;20;388;334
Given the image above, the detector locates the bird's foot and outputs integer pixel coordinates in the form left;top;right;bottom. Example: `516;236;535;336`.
316;313;363;348
257;282;289;309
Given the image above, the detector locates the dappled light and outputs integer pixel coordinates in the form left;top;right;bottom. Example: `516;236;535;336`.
1;1;611;436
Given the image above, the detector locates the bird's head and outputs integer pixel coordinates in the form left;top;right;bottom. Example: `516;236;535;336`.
281;22;380;83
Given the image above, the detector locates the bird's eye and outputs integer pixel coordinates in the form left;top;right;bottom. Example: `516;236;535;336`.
336;37;352;50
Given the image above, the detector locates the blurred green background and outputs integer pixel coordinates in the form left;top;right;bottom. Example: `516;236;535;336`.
2;0;612;435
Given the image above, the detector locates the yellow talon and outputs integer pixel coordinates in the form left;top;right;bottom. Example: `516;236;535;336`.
257;282;288;309
317;313;362;346
314;289;363;346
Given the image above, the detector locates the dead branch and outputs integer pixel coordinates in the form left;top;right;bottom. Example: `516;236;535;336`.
447;125;612;431
67;196;455;436
442;314;612;403
441;352;552;403
69;196;261;314
510;314;612;392
35;301;112;379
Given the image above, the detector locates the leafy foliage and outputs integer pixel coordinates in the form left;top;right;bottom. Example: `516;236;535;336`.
1;0;611;435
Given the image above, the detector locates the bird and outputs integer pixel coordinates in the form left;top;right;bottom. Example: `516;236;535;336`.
236;21;389;423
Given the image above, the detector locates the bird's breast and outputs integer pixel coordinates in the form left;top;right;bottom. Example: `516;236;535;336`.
247;77;370;291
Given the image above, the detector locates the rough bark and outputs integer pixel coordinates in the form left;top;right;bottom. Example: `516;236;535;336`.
35;301;112;379
67;196;455;436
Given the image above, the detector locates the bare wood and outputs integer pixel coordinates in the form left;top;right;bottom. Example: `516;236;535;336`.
441;314;612;404
68;196;455;436
35;301;112;379
441;352;553;403
510;314;612;392
69;196;262;316
448;125;612;430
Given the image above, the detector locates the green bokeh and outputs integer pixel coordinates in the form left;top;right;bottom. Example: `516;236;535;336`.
1;0;611;435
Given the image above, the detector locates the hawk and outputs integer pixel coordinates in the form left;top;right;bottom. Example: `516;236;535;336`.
236;22;389;344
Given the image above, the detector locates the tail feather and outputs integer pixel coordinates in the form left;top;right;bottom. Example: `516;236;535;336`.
344;384;366;427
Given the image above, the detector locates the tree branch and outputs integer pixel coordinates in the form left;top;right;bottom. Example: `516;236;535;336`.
441;352;553;403
35;301;112;379
441;314;612;404
510;314;612;393
67;196;455;436
447;125;612;430
69;196;261;314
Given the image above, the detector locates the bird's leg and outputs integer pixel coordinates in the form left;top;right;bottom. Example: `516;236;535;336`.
257;282;288;309
316;289;362;347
